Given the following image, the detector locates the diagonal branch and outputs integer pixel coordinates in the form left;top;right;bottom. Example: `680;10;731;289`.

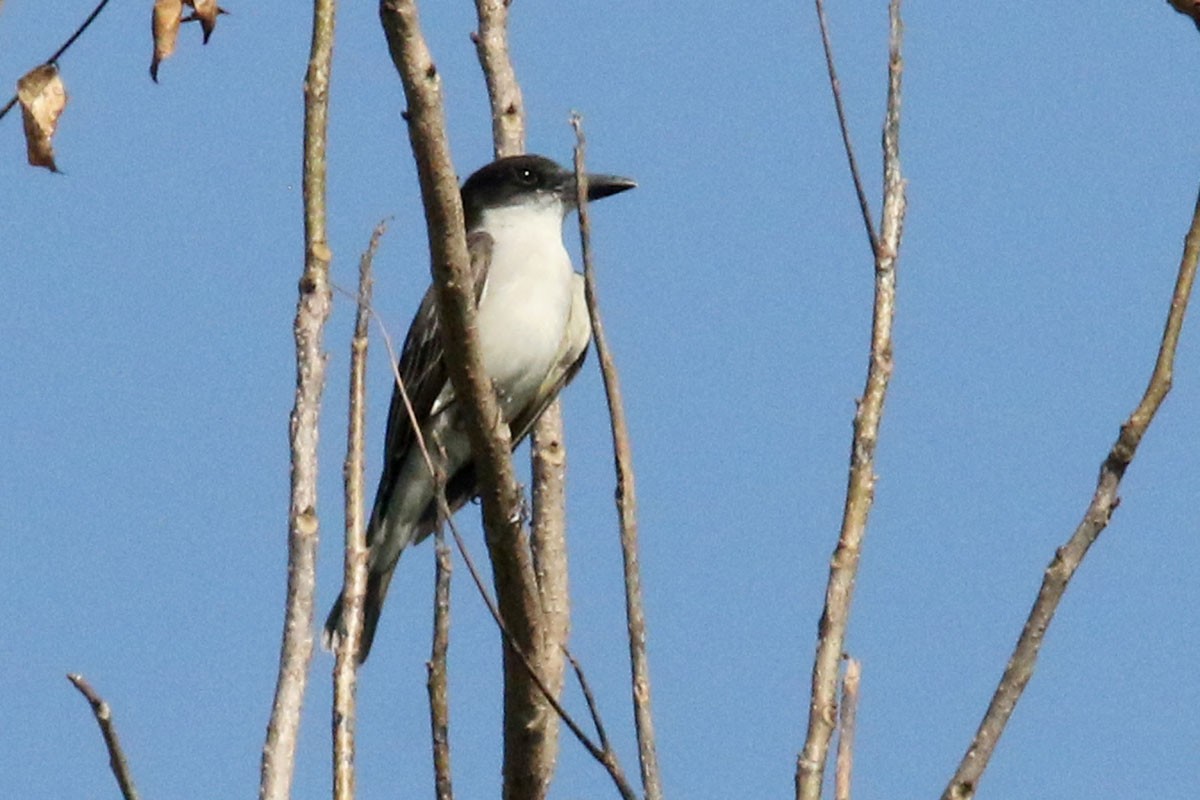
571;114;664;800
260;0;337;796
0;0;114;121
796;3;906;798
67;674;140;800
813;0;879;256
940;169;1200;800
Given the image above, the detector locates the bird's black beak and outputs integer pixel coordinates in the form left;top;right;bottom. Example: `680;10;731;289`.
578;172;638;202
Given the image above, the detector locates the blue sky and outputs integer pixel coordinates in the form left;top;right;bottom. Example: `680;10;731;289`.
3;1;1199;798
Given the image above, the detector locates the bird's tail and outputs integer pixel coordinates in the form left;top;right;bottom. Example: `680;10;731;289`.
322;565;396;664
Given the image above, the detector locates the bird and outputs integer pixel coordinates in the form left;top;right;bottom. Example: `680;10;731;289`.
323;153;636;662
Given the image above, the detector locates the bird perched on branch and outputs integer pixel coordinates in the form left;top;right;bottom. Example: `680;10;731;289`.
324;154;636;662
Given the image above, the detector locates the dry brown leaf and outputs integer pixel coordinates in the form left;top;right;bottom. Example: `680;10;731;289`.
184;0;227;45
1169;0;1200;30
17;64;68;172
151;0;183;82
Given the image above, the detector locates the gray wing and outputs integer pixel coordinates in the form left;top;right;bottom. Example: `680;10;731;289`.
366;231;494;545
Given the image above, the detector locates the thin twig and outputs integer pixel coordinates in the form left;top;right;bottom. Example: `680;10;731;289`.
564;647;614;755
259;0;337;796
571;113;664;800
332;222;384;800
67;673;140;800
834;659;861;800
813;0;880;257
0;0;114;121
428;435;455;800
796;4;905;798
940;172;1200;800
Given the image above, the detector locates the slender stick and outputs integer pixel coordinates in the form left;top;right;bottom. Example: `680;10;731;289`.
795;4;905;798
428;524;455;800
332;223;384;800
0;0;114;121
833;659;861;800
67;674;140;800
571;113;664;800
428;436;455;800
940;176;1200;800
564;647;615;756
813;0;879;257
259;0;337;796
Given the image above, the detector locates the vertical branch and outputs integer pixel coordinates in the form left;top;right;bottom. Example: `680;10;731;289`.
428;436;455;800
260;0;337;796
796;3;906;799
472;0;525;156
526;397;572;783
833;659;861;800
67;674;140;800
332;225;384;800
571;115;664;800
472;1;571;796
428;526;455;800
376;4;547;797
940;178;1200;800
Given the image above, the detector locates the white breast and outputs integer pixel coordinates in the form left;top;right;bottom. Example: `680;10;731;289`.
473;200;575;418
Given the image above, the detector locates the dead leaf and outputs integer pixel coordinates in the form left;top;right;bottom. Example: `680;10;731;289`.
17;64;68;172
151;0;183;82
184;0;227;45
1168;0;1200;31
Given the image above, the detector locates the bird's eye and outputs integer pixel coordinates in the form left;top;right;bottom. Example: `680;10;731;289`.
515;168;538;186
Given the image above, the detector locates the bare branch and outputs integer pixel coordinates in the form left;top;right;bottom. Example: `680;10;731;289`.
472;0;525;158
796;3;906;798
813;0;879;256
940;167;1200;800
67;674;140;800
471;2;572;795
834;659;861;800
442;512;640;800
362;298;637;800
377;0;542;649
564;647;615;756
571;113;664;800
332;222;385;800
0;0;114;121
428;436;455;800
259;0;336;795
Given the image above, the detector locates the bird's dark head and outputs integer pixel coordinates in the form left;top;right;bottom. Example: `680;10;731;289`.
461;154;636;230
